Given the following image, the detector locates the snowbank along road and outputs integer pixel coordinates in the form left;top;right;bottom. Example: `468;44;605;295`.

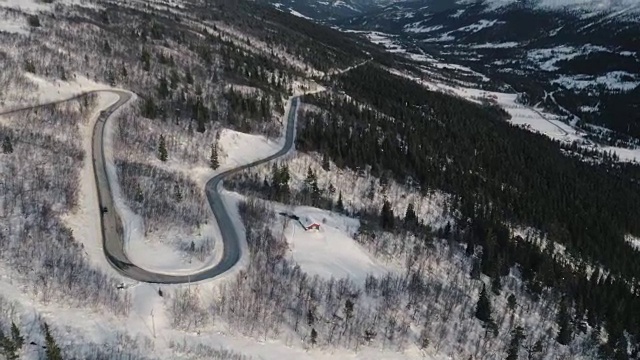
93;90;301;283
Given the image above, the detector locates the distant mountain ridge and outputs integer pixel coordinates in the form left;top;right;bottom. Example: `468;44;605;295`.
261;0;640;140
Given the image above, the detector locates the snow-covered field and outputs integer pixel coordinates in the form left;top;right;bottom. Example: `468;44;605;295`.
390;68;640;163
343;30;489;82
272;204;393;281
626;234;640;252
0;73;112;110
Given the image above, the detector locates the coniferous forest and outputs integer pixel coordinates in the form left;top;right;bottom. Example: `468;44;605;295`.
296;63;640;357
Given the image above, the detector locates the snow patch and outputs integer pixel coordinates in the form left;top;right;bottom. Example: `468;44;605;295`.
289;9;313;20
470;42;520;49
626;234;640;251
273;204;393;281
391;69;640;163
456;19;501;33
552;71;640;92
403;22;443;34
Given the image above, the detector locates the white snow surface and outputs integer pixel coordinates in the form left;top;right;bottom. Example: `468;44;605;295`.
62;91;125;276
526;44;609;71
626;234;640;251
105;122;284;275
391;68;640;163
456;19;501;33
272;204;393;281
461;0;640;13
470;41;520;48
0;73;111;110
403;22;443;33
0;0;97;13
289;9;313;20
552;71;640;92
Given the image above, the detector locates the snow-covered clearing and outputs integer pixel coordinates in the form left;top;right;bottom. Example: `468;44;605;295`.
344;30;487;82
0;0;97;13
625;234;640;251
470;42;520;49
272;204;393;281
289;9;313;20
390;68;640;163
0;73;111;110
552;71;640;92
468;0;640;13
106;115;284;274
456;19;502;33
526;44;608;72
403;22;443;34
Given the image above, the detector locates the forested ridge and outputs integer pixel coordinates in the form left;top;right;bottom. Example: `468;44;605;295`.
296;63;640;356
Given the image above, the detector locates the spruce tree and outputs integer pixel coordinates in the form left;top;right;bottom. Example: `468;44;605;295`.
158;135;168;162
344;299;354;321
43;323;63;360
142;97;157;119
506;326;525;360
2;136;13;154
310;328;318;346
491;275;502;296
307;308;315;326
10;323;23;349
321;152;330;171
381;199;395;231
337;191;344;212
174;184;182;202
210;143;219;169
404;202;417;226
556;301;573;345
0;326;18;360
475;285;492;324
134;183;144;203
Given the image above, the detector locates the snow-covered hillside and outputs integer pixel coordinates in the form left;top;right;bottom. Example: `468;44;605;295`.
466;0;640;15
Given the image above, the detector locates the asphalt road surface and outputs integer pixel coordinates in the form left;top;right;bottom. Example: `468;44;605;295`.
92;91;300;283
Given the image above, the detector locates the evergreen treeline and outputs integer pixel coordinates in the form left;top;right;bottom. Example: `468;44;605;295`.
295;63;640;354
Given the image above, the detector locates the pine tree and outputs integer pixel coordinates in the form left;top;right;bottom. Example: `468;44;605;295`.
2;136;13;154
10;323;23;349
491;275;502;296
506;326;525;360
381;199;395;231
475;285;492;324
556;301;573;345
404;202;417;226
310;328;318;346
344;299;354;321
0;326;18;360
337;191;344;212
321;152;330;171
158;135;168;162
174;184;182;202
135;183;144;203
507;294;517;311
43;323;63;360
418;328;429;350
141;49;151;71
307;308;315;326
210;143;219;169
142;97;157;119
157;76;170;99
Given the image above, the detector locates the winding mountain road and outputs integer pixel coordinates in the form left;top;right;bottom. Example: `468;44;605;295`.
93;91;301;283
